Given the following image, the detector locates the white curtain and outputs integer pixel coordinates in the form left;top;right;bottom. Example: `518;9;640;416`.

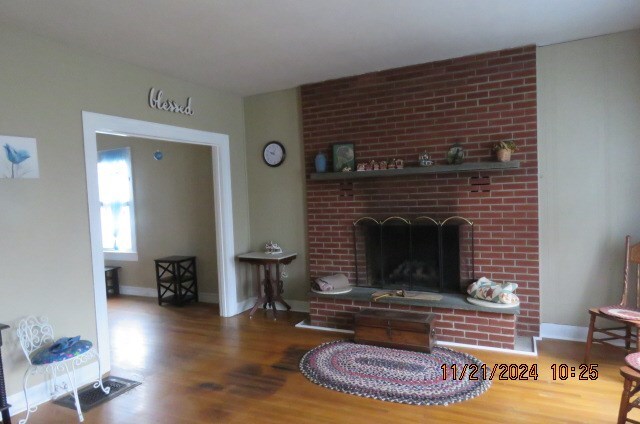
97;148;133;251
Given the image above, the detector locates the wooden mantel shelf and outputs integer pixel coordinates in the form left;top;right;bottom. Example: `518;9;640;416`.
309;160;520;181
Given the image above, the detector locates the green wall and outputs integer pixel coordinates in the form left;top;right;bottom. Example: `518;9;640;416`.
538;30;640;327
0;24;250;394
244;89;308;303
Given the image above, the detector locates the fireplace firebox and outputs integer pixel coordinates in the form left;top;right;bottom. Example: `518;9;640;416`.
353;216;474;293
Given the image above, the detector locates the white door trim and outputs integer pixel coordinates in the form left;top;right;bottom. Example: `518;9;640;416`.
82;111;238;372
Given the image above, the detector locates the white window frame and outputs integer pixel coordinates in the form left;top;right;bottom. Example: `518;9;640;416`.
98;147;138;261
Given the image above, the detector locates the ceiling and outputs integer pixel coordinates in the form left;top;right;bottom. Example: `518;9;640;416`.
2;0;639;96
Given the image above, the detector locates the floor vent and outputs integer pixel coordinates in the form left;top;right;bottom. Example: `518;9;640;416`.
53;376;141;412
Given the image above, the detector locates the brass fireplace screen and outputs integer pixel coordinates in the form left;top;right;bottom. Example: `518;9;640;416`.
353;216;474;293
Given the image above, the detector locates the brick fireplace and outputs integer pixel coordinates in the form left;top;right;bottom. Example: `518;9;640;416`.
302;45;539;348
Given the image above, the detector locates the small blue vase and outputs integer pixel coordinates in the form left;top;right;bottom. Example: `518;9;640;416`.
315;152;327;173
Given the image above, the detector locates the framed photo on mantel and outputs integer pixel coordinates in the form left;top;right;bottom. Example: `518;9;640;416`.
332;142;355;172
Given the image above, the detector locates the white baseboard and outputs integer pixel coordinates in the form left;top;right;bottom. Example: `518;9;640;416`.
119;285;156;297
6;362;101;419
236;297;257;313
199;292;219;304
295;320;621;348
118;285;218;304
438;340;538;356
287;300;310;313
295;320;538;355
295;320;355;334
119;286;310;314
540;322;626;346
235;297;310;314
540;323;588;342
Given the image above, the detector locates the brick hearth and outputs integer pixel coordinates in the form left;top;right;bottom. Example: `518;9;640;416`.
302;45;539;344
310;294;517;350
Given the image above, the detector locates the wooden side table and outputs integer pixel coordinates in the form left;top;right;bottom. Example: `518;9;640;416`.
104;266;121;297
237;251;296;318
0;324;11;424
154;256;198;306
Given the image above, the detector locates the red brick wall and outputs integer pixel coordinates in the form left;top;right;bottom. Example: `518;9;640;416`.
302;46;539;337
310;296;516;350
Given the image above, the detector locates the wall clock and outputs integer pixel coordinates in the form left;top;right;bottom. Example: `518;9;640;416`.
263;141;286;167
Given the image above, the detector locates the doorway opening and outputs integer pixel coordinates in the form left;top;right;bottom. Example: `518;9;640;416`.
82;112;238;373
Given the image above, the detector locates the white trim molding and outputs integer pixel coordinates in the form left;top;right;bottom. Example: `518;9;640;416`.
540;323;589;342
82;111;238;376
104;251;138;261
295;320;538;356
199;292;220;304
236;297;310;314
541;322;626;347
118;285;156;298
295;320;355;334
118;285;219;304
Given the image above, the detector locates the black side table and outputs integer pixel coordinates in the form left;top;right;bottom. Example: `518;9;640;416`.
0;324;11;424
154;256;198;306
104;266;121;297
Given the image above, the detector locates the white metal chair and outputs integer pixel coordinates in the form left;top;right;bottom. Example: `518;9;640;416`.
17;316;109;423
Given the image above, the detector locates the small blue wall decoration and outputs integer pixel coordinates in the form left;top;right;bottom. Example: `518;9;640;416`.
1;136;39;179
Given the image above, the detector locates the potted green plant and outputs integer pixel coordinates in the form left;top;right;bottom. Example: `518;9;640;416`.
492;140;518;162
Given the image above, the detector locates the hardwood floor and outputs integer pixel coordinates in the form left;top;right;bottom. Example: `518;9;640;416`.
15;296;634;423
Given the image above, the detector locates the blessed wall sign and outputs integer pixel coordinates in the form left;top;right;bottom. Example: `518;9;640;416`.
148;88;194;116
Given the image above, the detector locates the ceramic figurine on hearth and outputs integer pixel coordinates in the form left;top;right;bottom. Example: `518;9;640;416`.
379;160;387;170
387;159;396;169
371;160;379;170
356;162;366;172
395;158;404;169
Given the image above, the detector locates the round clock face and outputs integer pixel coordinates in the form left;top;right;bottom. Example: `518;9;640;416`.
263;141;286;167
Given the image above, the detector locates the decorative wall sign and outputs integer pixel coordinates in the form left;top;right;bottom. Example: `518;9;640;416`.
1;135;39;179
148;88;194;116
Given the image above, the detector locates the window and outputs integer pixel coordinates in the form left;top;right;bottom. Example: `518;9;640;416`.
97;147;137;259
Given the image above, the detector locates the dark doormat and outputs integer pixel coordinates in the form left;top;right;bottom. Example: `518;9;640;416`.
53;376;141;412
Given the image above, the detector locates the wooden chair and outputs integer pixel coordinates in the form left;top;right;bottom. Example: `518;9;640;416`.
585;236;640;363
619;366;640;424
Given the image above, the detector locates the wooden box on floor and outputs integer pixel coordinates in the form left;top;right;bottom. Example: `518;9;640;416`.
354;309;436;353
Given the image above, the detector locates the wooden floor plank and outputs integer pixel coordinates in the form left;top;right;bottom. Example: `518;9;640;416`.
12;296;636;423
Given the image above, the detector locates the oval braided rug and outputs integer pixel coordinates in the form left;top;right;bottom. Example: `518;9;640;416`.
299;340;491;405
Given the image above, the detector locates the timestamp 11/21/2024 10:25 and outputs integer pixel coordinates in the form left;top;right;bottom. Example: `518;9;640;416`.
441;363;599;381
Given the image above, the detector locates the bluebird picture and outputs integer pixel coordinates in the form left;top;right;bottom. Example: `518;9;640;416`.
1;136;39;179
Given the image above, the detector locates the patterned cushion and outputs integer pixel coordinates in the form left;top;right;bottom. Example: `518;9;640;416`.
467;278;519;304
473;277;518;292
31;338;93;365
